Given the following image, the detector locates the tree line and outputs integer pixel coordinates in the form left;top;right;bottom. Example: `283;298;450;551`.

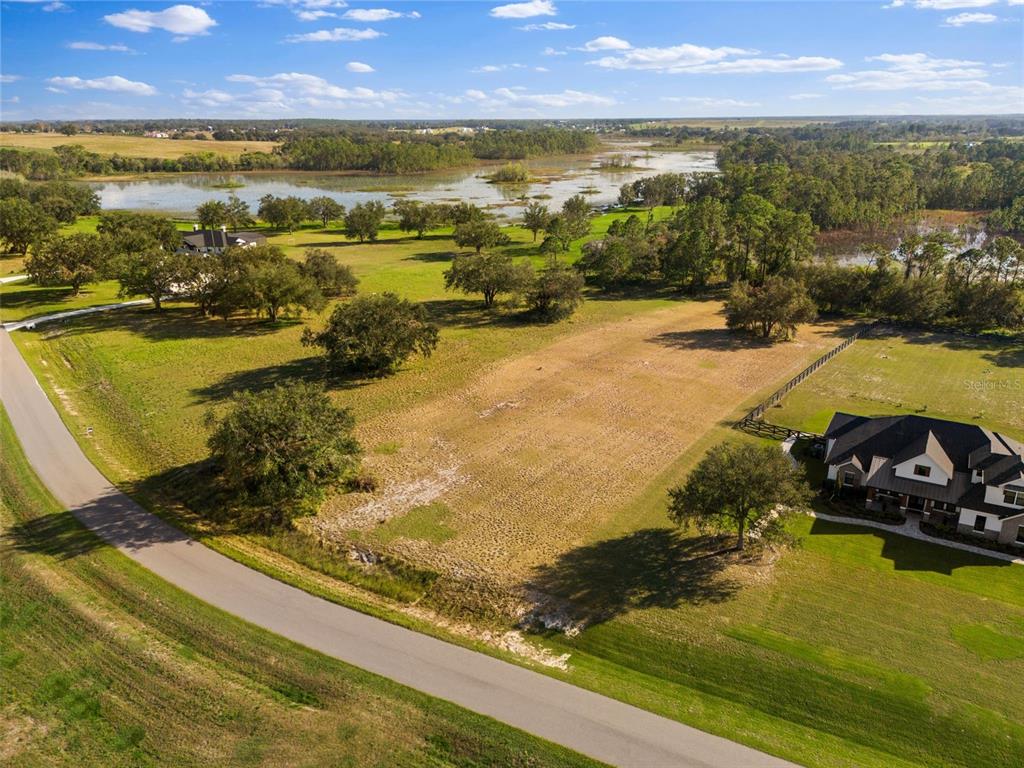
0;128;599;180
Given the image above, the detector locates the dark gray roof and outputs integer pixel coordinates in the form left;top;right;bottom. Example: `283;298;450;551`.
825;412;1024;519
181;230;266;249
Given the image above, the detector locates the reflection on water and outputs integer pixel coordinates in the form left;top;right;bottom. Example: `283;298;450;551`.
89;147;718;217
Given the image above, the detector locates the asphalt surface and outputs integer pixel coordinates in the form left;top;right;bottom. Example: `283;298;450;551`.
0;328;799;768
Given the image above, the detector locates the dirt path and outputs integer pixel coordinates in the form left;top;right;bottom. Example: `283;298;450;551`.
320;300;846;579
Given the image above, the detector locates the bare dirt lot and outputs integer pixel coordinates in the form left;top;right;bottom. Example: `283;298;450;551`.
314;300;847;582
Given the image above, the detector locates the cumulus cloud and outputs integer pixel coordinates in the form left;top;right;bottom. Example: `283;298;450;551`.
47;75;157;95
182;88;232;106
542;46;566;56
0;74;22;84
577;36;631;52
490;1;556;19
823;51;1024;114
826;52;987;90
789;92;824;100
912;0;996;8
666;96;760;107
517;21;574;31
68;41;135;52
461;86;613;111
104;4;217;37
590;43;842;75
472;63;528;73
222;72;402;112
285;26;383;42
943;11;998;24
343;8;419;21
346;61;375;72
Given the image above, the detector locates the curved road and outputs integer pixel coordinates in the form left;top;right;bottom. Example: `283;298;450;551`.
0;328;797;768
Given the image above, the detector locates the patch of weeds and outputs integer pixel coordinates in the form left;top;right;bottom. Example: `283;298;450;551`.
373;502;457;546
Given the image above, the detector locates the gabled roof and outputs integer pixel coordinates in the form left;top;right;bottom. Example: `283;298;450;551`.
824;412;1024;519
181;230;266;249
893;431;954;477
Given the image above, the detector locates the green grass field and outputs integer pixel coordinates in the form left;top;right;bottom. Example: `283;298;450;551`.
7;208;1024;767
0;132;279;159
0;406;597;768
771;328;1024;439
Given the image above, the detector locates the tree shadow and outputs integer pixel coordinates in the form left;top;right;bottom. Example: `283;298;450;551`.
403;250;456;263
0;285;95;311
808;517;1012;575
34;304;291;342
889;328;1024;369
190;355;366;403
7;487;191;560
648;327;774;351
420;298;526;330
527;528;740;627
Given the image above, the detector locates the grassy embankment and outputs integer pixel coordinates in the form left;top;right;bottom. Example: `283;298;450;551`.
0;132;279;159
0;406;598;768
6;207;1024;767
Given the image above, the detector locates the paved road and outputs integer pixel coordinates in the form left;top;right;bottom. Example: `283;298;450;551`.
0;274;28;284
2;299;153;331
0;329;798;768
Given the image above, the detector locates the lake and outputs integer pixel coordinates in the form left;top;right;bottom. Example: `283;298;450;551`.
87;145;718;218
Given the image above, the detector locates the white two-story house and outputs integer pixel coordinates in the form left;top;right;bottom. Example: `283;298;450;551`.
823;412;1024;547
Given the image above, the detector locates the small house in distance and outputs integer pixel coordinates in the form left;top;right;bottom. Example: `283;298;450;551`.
823;412;1024;547
180;225;266;255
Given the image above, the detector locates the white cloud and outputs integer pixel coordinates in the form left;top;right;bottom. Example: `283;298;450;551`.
590;43;842;75
342;8;417;21
578;36;631;52
182;88;232;106
472;63;527;73
285;26;383;42
224;72;402;112
943;11;998;24
47;75;157;95
535;66;549;72
826;52;988;90
664;97;760;108
789;92;824;100
297;10;337;20
104;4;217;37
346;61;375;72
517;22;574;31
68;41;135;52
43;1;67;10
0;75;22;83
490;1;556;20
912;0;997;8
542;46;566;56
464;86;613;111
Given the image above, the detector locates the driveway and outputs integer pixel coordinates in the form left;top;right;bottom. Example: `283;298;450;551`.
0;328;798;768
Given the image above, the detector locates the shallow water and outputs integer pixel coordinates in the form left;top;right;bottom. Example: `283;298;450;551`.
87;146;718;217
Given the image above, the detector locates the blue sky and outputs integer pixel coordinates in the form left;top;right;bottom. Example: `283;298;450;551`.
1;1;1021;120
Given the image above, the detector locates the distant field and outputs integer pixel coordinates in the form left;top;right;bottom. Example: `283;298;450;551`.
0;132;279;159
771;328;1024;440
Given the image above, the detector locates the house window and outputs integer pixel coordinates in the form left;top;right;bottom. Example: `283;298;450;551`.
913;464;931;478
973;516;987;532
1017;526;1024;544
1003;489;1023;506
842;471;856;486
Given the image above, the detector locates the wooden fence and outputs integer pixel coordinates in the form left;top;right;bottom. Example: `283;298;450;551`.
734;322;876;440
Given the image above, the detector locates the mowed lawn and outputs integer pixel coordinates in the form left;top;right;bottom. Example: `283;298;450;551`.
770;328;1024;440
0;132;279;159
0;407;596;768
